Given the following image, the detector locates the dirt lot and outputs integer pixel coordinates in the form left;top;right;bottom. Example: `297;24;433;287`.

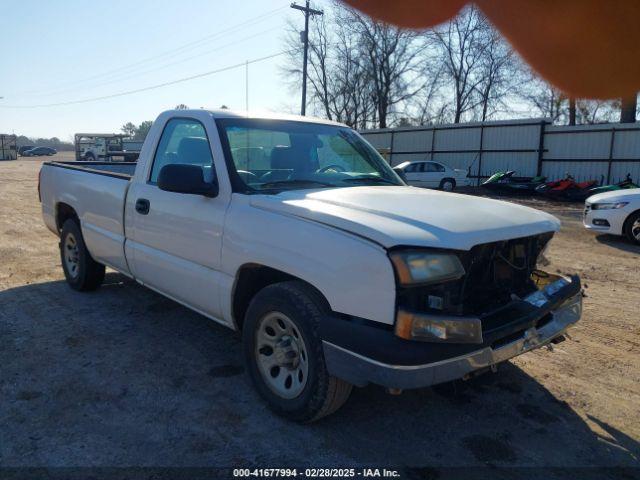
1;155;639;477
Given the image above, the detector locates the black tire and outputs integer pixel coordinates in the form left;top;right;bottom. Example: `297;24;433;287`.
84;153;96;162
60;219;105;291
439;178;456;191
243;281;352;422
623;210;640;245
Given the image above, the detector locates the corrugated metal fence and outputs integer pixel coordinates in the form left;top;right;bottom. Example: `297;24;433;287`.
360;119;640;185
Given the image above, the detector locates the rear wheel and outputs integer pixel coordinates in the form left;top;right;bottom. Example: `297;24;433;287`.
440;178;456;191
243;281;352;422
60;219;105;291
623;211;640;245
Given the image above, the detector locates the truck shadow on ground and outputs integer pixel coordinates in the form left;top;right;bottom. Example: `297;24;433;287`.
1;273;638;477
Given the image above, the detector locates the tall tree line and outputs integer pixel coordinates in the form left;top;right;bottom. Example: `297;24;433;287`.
283;3;637;129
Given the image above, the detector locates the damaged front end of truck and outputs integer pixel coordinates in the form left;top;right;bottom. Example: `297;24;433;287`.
322;232;582;390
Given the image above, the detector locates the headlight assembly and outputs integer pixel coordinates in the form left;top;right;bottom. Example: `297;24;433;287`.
389;250;465;286
591;202;628;210
395;310;483;343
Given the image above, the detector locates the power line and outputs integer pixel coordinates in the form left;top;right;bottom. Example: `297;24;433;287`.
22;26;282;99
0;51;292;109
5;5;289;99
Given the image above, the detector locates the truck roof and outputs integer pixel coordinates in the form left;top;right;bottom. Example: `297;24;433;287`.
162;109;347;127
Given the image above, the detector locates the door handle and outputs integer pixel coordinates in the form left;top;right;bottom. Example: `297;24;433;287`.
135;198;150;215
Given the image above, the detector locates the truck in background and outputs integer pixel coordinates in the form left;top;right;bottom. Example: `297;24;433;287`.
74;133;142;162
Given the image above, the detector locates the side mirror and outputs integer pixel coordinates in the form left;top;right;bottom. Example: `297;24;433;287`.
158;164;218;197
393;166;408;183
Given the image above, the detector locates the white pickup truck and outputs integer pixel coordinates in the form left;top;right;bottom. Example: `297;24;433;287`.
39;109;582;422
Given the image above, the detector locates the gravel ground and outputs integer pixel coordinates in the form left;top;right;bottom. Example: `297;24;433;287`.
1;155;638;478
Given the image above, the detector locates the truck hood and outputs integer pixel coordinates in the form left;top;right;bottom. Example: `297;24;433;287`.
250;186;560;250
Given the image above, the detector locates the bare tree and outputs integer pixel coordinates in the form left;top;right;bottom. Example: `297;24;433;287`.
306;15;334;121
518;74;567;123
474;25;516;121
518;76;621;125
577;99;620;124
431;6;489;123
331;8;385;129
282;3;421;129
349;10;422;128
283;2;629;130
282;11;373;128
414;64;448;125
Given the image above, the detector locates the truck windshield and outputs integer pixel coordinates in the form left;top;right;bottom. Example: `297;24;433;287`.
217;118;402;192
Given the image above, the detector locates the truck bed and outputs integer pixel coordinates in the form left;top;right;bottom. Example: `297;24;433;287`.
40;160;135;275
44;161;136;179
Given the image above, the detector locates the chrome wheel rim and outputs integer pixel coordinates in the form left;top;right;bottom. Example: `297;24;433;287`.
443;181;453;191
255;311;308;399
632;218;640;241
64;233;80;278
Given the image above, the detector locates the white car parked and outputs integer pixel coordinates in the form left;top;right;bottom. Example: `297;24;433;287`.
584;188;640;244
395;160;470;191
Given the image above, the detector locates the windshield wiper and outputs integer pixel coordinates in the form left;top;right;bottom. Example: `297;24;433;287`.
341;176;398;185
258;179;335;190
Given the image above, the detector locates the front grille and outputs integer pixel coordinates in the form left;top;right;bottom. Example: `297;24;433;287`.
396;233;553;317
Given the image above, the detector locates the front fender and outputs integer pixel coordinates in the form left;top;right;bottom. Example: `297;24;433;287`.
221;199;397;326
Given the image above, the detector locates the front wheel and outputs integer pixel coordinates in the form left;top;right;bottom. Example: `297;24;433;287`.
624;211;640;245
243;281;352;422
60;219;105;291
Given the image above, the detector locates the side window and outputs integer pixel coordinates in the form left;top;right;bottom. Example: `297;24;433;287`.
426;162;444;173
405;163;417;173
417;162;426;172
150;118;214;184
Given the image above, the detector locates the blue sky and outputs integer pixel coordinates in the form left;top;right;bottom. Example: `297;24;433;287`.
0;0;321;140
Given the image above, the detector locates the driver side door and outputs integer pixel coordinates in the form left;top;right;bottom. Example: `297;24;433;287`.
126;117;230;324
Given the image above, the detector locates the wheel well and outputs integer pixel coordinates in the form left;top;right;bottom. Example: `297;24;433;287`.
56;203;79;232
623;209;640;232
232;264;329;331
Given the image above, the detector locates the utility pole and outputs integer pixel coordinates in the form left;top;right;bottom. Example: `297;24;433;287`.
291;1;323;116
